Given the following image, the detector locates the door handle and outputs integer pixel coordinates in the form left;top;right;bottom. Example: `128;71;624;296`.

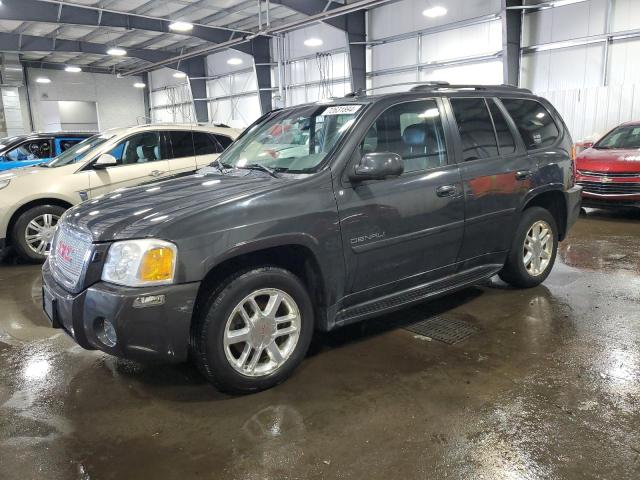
436;185;457;197
149;170;165;177
515;170;532;181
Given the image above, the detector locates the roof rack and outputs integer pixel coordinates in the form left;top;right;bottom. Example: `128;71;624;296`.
410;83;532;94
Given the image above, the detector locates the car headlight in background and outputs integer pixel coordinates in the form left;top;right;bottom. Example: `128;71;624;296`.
101;239;177;287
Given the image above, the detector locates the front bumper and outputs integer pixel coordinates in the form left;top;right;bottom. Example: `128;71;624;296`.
563;185;582;238
42;261;200;363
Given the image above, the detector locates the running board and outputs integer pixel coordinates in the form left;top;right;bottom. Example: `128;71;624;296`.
334;265;501;327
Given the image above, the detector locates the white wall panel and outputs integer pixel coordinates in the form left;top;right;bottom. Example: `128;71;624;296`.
521;44;604;91
371;71;419;93
420;60;503;85
27;68;145;131
611;0;640;33
284;23;347;59
371;38;418;72
607;39;640;86
421;20;502;63
206;50;254;77
1;88;24;136
368;0;501;40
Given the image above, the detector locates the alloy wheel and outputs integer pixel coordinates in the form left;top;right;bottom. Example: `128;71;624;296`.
24;213;60;256
523;220;553;276
223;288;301;377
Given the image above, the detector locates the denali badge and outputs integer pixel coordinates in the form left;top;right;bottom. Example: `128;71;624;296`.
350;232;386;245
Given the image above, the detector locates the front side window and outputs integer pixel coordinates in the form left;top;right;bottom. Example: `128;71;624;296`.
168;130;195;158
594;125;640;149
216;104;363;173
108;132;163;165
361;100;447;173
193;132;219;155
500;98;559;150
6;139;52;161
451;98;499;162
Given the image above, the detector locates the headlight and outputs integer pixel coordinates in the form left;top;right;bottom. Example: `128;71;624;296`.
101;239;177;287
0;179;10;190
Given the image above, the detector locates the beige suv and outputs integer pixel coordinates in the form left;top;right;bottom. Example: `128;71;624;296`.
0;123;239;262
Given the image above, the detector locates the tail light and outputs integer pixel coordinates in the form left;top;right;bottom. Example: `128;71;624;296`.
570;144;577;185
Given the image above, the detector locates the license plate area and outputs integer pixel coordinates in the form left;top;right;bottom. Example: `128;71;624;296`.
42;285;61;328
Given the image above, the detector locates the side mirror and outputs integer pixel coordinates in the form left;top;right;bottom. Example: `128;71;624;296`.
349;152;404;182
93;153;117;169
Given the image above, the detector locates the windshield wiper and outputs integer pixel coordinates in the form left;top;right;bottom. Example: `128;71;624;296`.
237;163;279;178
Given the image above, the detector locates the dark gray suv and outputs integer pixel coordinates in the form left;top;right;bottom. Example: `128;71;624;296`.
42;84;582;393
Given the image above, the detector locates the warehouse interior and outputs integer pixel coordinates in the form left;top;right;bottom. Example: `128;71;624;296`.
0;1;639;479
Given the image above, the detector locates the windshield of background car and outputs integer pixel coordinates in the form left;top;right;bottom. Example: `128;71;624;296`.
46;133;116;167
595;125;640;149
216;104;364;173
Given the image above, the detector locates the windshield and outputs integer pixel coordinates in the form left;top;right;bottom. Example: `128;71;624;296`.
595;125;640;150
216;104;364;173
0;136;25;152
46;133;115;167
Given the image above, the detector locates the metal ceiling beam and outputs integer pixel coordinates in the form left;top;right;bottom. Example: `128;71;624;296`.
21;59;128;75
0;0;255;54
270;0;350;31
0;32;176;63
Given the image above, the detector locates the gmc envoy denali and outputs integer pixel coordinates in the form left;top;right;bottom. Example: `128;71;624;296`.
42;84;582;394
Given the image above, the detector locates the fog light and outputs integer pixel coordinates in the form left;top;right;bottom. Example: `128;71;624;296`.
97;318;117;347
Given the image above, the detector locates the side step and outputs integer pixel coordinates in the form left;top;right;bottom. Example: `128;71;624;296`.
335;265;500;327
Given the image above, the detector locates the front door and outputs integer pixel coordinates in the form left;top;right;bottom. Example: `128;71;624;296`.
335;98;465;306
86;131;170;198
448;97;534;263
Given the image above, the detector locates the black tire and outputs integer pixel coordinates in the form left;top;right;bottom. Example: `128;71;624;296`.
191;266;314;394
499;206;558;288
12;205;66;263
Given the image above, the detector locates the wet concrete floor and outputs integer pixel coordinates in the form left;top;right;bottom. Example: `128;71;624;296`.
1;209;639;479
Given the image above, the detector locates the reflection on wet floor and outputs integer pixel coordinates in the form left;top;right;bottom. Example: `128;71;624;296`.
1;209;639;479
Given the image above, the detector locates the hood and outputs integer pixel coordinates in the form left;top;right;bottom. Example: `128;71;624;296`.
0;163;74;185
576;147;640;173
64;170;287;242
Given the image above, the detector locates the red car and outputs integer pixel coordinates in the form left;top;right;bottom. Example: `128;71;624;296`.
575;121;640;208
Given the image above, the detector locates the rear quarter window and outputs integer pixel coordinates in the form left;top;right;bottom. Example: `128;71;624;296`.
500;98;559;150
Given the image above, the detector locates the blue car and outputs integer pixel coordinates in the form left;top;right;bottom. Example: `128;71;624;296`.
0;132;94;171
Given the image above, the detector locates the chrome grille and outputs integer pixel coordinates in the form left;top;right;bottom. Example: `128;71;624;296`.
577;181;640;195
50;223;93;292
578;169;640;178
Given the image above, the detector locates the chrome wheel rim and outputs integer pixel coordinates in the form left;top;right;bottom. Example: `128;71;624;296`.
223;288;301;377
523;220;553;276
25;213;60;256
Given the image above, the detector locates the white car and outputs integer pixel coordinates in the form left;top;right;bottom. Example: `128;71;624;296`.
0;123;240;262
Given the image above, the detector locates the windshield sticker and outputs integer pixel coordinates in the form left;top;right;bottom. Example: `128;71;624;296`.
322;105;362;116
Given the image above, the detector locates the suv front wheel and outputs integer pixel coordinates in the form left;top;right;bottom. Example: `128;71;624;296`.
499;206;558;288
191;266;314;394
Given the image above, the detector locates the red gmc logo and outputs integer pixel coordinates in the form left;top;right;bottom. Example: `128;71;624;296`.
57;242;73;262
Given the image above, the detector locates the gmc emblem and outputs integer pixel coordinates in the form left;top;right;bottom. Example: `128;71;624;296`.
57;243;73;262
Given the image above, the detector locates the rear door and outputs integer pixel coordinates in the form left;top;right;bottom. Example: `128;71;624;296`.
86;131;171;198
335;98;465;304
166;130;197;175
448;97;532;264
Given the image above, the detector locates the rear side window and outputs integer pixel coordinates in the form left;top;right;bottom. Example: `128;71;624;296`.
168;130;195;158
450;98;499;161
500;98;559;150
214;134;233;150
487;100;517;155
193;132;219;155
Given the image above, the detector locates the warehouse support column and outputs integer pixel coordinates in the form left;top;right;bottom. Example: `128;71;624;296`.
252;36;273;114
183;57;209;123
345;10;366;94
502;0;523;87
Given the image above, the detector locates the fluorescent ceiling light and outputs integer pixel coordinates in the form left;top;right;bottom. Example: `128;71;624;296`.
227;57;243;66
173;71;187;79
65;66;82;73
36;77;51;84
422;6;447;17
304;38;323;47
133;82;146;88
107;47;127;56
169;21;193;32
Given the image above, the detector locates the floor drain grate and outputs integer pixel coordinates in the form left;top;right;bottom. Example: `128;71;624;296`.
405;314;479;344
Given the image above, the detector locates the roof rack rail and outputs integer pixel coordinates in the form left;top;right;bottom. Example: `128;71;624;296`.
410;83;532;93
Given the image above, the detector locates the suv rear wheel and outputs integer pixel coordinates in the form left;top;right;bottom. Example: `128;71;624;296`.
12;205;66;263
191;266;314;394
499;206;558;288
